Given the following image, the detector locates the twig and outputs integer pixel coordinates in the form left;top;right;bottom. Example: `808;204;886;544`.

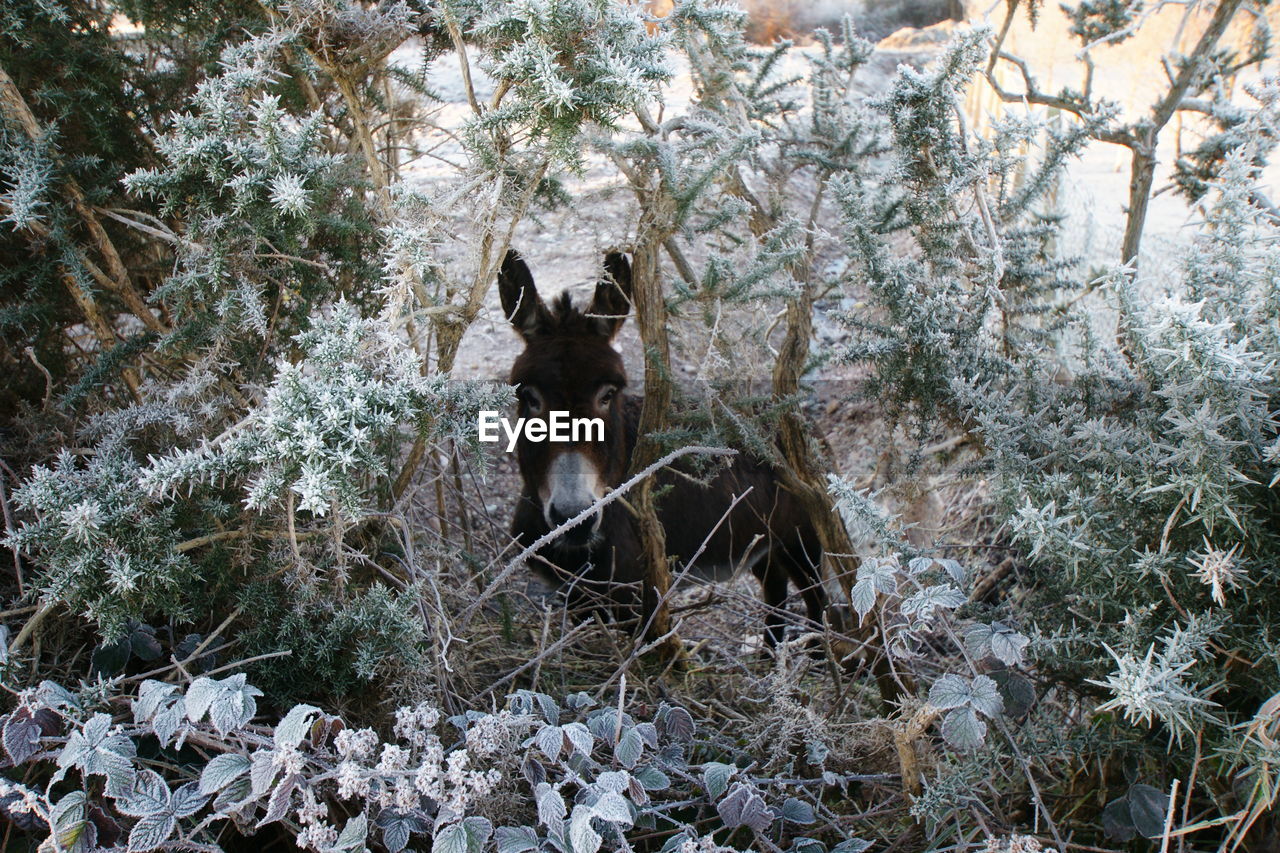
588;496;756;702
187;649;292;680
0;65;165;335
122;641;236;684
189;607;244;664
255;252;333;272
995;714;1068;853
95;206;184;245
985;51;1134;148
445;16;482;117
1160;777;1180;853
286;490;301;567
9;600;54;654
22;347;52;412
614;673;626;744
174;530;245;553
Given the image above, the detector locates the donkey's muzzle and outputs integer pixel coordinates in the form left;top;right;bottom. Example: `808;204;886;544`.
546;504;600;548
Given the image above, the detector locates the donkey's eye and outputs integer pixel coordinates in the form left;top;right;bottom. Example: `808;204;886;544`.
597;386;617;408
520;387;544;414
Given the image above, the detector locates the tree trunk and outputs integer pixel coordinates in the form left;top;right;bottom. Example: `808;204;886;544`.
772;281;908;709
626;219;685;663
1120;140;1157;269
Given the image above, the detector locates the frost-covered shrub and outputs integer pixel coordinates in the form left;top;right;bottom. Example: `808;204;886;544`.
835;29;1091;434
468;0;671;165
5;302;504;676
0;676;875;853
964;130;1280;762
833;17;1280;842
3;448;196;637
0;0;160;410
123;30;381;382
9;0;1280;846
141;302;507;521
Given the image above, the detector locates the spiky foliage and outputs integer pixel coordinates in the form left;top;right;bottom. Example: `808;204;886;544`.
834;22;1280;844
835;30;1092;434
4;447;196;637
141;302;505;521
123;32;380;385
0;0;157;413
467;0;671;167
1063;0;1144;46
967;123;1280;744
1;1;481;708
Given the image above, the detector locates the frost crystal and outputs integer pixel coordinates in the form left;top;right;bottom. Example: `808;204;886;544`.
1188;539;1245;606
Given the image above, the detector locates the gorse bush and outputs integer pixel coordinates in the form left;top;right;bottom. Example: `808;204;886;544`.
962;107;1280;813
830;13;1280;846
834;29;1092;433
5;294;503;684
6;446;197;637
470;0;671;165
140;302;505;523
0;0;161;411
1;0;507;710
123;32;381;381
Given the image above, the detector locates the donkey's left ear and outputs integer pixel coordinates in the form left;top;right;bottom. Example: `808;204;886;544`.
499;249;548;340
589;251;632;338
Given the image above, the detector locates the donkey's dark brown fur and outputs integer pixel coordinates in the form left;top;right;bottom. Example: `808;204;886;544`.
499;249;827;645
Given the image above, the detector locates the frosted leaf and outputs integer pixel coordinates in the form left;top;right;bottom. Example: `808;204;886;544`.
940;707;987;750
902;584;966;619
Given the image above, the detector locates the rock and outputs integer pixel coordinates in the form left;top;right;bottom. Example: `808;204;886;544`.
878;18;966;51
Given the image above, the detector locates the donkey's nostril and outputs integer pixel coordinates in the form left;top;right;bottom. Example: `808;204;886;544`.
550;503;594;524
547;504;599;544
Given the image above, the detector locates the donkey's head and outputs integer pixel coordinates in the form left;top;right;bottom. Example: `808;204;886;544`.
499;249;633;548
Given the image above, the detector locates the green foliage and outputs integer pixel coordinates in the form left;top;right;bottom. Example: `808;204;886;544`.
3;0;492;718
966;131;1280;744
1173;84;1275;204
1062;0;1143;46
0;0;155;411
835;30;1090;433
829;17;1279;841
237;581;429;702
142;302;504;520
5;296;504;678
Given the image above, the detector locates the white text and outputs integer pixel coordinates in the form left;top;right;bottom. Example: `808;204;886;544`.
478;411;604;452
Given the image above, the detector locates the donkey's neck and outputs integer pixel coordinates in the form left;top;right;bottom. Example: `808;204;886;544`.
620;393;643;464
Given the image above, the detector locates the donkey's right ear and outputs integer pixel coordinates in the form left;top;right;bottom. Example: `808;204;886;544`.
589;251;632;338
498;250;547;340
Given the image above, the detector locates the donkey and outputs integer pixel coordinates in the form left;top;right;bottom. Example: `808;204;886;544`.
499;249;827;646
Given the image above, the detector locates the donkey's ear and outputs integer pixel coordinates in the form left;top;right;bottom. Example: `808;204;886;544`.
498;249;547;340
589;251;632;338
